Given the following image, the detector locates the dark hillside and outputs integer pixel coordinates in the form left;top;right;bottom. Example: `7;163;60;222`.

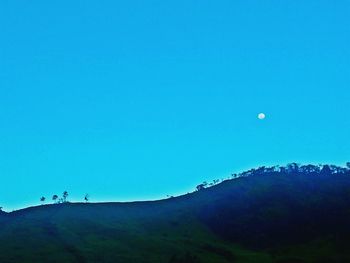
197;174;350;249
1;164;350;263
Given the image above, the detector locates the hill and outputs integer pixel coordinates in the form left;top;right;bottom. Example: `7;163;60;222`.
1;164;350;263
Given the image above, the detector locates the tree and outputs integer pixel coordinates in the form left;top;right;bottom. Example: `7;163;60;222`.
63;191;69;203
52;195;58;204
329;165;341;174
264;166;277;173
231;173;238;179
286;163;300;174
279;166;286;173
196;184;206;191
84;194;89;203
321;165;332;175
40;196;46;205
255;166;266;175
346;162;350;169
300;164;319;174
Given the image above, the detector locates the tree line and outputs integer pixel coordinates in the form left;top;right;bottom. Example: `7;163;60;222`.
37;163;350;203
196;162;350;191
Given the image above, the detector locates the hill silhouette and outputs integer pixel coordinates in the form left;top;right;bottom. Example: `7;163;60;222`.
1;164;350;263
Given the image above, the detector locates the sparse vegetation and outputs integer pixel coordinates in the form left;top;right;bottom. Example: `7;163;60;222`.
1;163;349;262
40;196;46;205
62;191;69;203
52;194;58;204
84;194;89;203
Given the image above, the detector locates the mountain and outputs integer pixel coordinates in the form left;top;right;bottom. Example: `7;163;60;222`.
1;165;350;263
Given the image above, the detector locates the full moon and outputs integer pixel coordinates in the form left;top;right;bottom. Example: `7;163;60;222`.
258;113;266;120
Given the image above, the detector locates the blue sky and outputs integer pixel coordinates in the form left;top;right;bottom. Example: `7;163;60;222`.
1;1;350;210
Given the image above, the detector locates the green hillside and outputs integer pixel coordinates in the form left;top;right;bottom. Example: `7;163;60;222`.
1;165;350;263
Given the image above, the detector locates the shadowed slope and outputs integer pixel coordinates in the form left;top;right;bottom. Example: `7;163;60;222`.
1;167;350;263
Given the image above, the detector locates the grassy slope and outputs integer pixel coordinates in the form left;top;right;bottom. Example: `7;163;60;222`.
1;173;350;263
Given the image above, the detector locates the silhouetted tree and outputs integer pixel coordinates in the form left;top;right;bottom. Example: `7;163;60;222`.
52;195;58;204
62;191;69;203
40;196;46;205
299;164;319;174
320;165;332;175
329;165;344;174
280;166;288;173
196;184;206;191
286;163;300;174
346;162;350;169
240;170;253;177
255;166;266;175
337;167;348;174
264;166;277;173
231;173;238;179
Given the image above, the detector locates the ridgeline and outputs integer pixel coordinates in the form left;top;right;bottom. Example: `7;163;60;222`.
1;163;350;263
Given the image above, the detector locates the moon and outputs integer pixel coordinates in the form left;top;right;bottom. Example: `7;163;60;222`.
258;113;266;120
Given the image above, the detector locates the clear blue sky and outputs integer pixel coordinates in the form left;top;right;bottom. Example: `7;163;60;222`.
1;1;349;210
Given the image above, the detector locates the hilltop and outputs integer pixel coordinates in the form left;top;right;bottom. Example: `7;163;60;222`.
1;164;350;263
